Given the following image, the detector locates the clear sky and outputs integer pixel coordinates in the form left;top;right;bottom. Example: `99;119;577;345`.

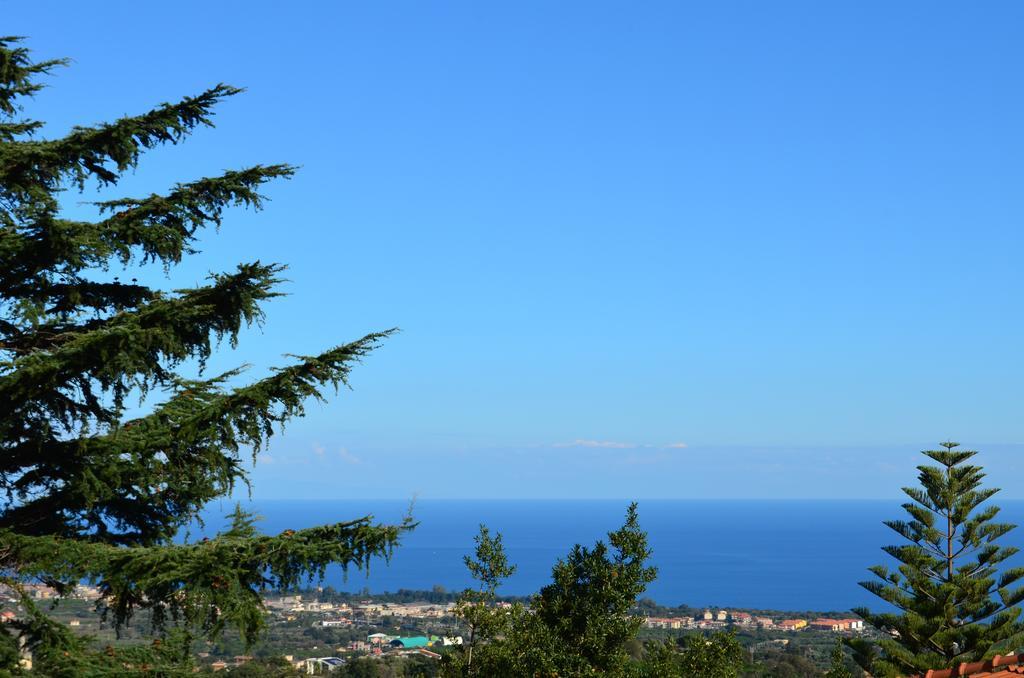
8;2;1024;499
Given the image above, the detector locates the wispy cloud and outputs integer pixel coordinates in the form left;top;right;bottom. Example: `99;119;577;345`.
337;447;362;465
552;439;688;450
311;442;362;465
554;439;637;449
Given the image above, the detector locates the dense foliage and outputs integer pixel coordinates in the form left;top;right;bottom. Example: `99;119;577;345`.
441;504;655;676
450;525;515;675
633;632;746;677
531;502;658;673
822;640;852;678
849;442;1024;676
0;37;409;674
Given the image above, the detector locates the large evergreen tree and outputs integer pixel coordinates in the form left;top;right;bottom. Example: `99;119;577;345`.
849;442;1024;677
0;38;409;674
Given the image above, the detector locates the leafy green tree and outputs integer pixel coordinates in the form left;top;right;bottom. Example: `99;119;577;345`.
634;639;683;677
0;38;410;674
216;655;300;677
849;442;1024;676
675;631;745;678
445;525;515;676
337;657;383;678
634;632;745;678
531;502;657;673
453;503;657;676
746;646;821;678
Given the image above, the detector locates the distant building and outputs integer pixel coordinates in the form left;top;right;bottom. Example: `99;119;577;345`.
756;617;774;628
72;585;102;601
716;610;727;621
778;619;807;631
645;617;685;629
21;584;56;600
305;657;345;674
703;609;713;620
307;602;335;612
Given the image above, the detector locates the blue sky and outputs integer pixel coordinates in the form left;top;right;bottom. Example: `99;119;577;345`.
9;2;1024;498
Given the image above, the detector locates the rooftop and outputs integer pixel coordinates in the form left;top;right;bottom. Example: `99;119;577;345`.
915;654;1024;678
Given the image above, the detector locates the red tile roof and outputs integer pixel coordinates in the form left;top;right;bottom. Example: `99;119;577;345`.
914;653;1024;678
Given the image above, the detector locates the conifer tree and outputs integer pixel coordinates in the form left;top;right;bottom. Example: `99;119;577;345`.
448;525;515;676
823;640;853;678
447;504;657;677
532;502;657;673
0;38;409;674
849;442;1024;677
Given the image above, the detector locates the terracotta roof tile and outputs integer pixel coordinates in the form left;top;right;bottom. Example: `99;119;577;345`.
914;654;1024;678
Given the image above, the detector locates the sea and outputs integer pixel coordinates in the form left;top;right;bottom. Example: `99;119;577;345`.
191;499;1024;613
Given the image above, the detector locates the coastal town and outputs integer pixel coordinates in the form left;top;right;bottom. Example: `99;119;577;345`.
2;583;871;673
644;608;865;633
233;593;872;672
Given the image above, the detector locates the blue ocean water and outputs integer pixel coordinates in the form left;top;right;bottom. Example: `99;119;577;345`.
193;499;1024;613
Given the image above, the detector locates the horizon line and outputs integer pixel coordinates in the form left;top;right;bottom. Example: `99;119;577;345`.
221;496;976;502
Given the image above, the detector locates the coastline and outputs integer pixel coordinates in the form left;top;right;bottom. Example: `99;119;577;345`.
188;498;1024;611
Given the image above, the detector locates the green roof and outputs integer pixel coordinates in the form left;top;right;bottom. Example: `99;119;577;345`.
395;636;431;648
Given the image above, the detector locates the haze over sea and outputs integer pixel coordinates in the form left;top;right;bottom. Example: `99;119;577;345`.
196;499;1024;613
